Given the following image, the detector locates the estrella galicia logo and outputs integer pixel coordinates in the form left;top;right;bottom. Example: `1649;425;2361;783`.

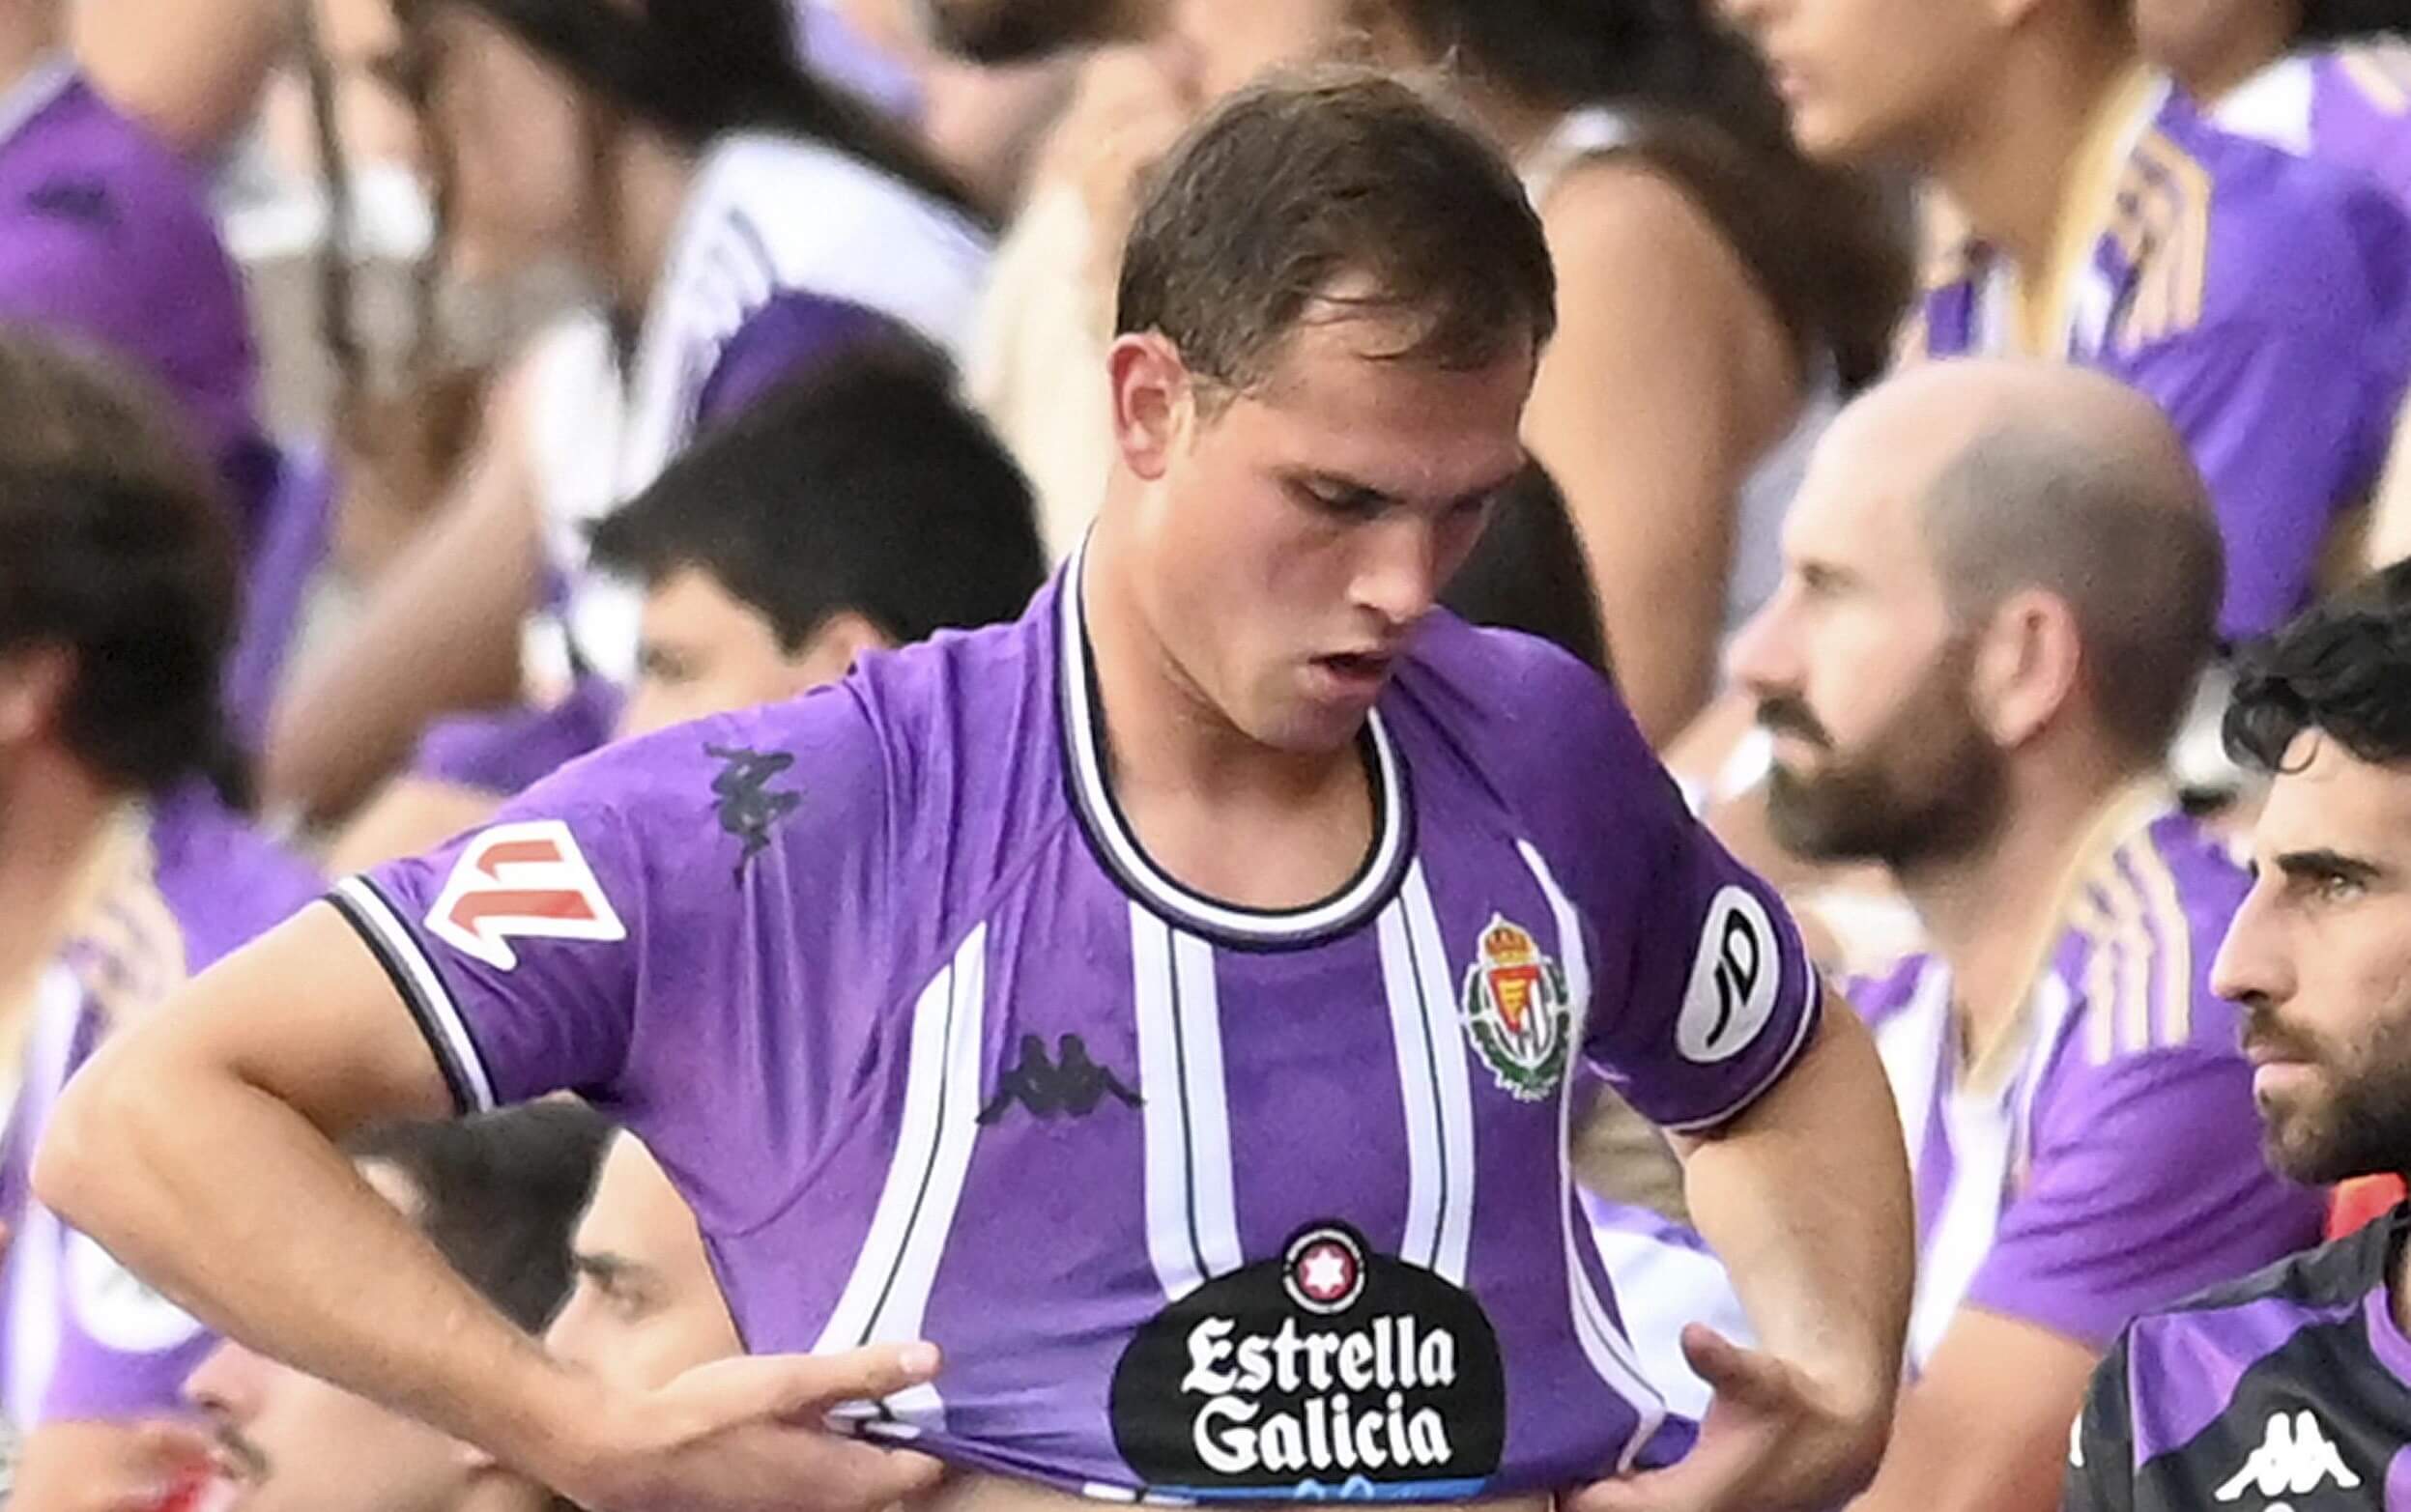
979;1034;1142;1125
1110;1221;1505;1500
704;743;801;880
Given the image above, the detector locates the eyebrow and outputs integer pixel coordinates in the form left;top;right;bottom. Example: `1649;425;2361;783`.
2273;849;2388;886
572;1251;646;1286
1288;465;1525;514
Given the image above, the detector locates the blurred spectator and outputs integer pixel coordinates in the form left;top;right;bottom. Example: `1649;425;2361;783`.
0;330;320;1508
584;336;1048;742
267;0;994;840
71;0;289;157
915;0;1162;62
1721;0;2411;642
1373;0;1909;745
0;0;273;528
1727;359;2323;1512
1439;463;1612;679
545;1130;740;1398
185;1103;607;1512
2068;558;2411;1508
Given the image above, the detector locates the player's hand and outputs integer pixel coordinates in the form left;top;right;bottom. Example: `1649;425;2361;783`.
1563;1326;1887;1512
11;1418;216;1511
558;1341;952;1512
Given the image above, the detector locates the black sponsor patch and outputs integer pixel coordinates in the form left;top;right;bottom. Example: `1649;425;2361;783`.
1110;1222;1505;1500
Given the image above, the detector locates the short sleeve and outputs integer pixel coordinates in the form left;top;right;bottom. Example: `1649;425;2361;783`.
330;689;893;1118
1965;1041;2322;1349
2065;1332;2138;1512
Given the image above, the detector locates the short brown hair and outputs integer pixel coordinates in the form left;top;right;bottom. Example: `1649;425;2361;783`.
1115;68;1557;399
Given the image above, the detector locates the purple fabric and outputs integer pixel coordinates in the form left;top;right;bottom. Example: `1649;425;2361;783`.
691;291;905;432
0;786;320;1422
224;447;334;750
795;2;925;123
0;71;264;518
339;574;1820;1498
2309;46;2411;214
412;677;629;797
2126;1294;2357;1467
1908;86;2411;640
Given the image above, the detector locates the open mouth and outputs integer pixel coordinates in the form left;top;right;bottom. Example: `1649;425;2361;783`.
1315;652;1391;681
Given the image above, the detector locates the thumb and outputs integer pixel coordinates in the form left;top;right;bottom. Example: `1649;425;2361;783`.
758;1341;945;1418
1679;1325;1789;1404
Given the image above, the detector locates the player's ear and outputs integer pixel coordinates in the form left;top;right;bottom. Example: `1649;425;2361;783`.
1108;331;1192;483
1968;586;2082;750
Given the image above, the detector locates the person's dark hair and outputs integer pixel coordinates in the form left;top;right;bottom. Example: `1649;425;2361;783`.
0;328;241;797
2225;559;2411;774
1441;463;1611;675
589;333;1047;647
1922;416;2224;761
925;0;1137;63
1116;68;1557;403
346;1102;611;1335
1381;0;1909;388
2299;0;2411;44
395;0;981;219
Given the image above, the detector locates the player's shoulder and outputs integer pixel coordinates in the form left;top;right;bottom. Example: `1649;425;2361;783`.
2052;799;2248;1065
0;74;224;253
2119;1206;2396;1384
139;785;322;971
1392;614;1668;808
2138;88;2411;328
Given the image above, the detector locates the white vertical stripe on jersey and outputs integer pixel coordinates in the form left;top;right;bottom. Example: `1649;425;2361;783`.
5;968;83;1425
1132;906;1244;1300
1379;900;1447;1276
1401;865;1478;1285
1908;1041;2024;1371
814;927;990;1432
334;876;500;1113
1872;965;1949;1175
1517;842;1669;1469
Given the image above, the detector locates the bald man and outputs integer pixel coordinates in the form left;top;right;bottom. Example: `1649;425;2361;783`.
1727;359;2325;1512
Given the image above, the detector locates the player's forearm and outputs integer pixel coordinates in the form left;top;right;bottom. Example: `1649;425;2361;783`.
1679;1006;1912;1431
34;1041;600;1483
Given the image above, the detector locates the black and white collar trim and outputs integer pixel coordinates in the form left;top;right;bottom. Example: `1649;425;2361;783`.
1055;543;1412;949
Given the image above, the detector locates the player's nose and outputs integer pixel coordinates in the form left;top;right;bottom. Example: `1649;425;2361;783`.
184;1337;268;1422
1351;516;1446;629
1724;583;1802;698
2211;883;2294;1009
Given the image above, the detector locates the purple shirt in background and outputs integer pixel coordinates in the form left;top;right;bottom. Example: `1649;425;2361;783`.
0;61;266;526
336;561;1824;1498
1903;76;2411;641
2214;41;2411;215
0;787;320;1426
795;0;925;124
1849;792;2323;1374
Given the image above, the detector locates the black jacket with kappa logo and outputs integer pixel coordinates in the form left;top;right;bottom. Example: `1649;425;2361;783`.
2070;1205;2411;1510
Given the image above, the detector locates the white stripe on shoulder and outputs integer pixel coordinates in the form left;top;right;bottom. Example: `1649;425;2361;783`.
333;876;498;1113
1517;842;1668;1469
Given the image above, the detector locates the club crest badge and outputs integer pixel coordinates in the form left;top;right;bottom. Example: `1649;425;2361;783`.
1460;916;1571;1101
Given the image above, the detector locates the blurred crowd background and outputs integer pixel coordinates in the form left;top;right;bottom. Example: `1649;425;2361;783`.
0;0;2408;1505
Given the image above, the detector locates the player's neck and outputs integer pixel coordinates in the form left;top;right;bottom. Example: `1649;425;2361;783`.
1077;533;1376;910
1898;758;2145;1056
0;749;120;1016
1928;34;2139;274
2183;31;2290;109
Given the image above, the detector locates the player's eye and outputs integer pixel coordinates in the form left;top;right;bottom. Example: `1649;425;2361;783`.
1290;480;1384;522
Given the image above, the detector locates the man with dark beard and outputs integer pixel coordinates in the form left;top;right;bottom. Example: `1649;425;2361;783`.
1728;357;2323;1512
2068;557;2411;1510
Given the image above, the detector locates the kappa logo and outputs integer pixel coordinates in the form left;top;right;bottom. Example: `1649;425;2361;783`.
1460;916;1571;1102
424;820;626;971
1677;888;1781;1065
2215;1410;2362;1502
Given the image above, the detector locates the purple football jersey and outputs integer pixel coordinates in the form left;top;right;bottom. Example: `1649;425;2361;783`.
0;60;264;513
0;787;320;1427
1901;71;2411;640
1848;789;2322;1372
336;556;1824;1499
2214;41;2411;215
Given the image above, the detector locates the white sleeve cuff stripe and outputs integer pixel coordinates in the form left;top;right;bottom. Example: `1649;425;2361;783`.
330;877;500;1114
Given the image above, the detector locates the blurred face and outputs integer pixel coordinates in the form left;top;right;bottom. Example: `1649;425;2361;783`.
408;3;592;279
1112;306;1533;756
547;1135;742;1393
617;568;881;739
2215;732;2411;1184
185;1164;487;1512
1726;426;2006;869
1714;0;1997;164
1166;0;1362;99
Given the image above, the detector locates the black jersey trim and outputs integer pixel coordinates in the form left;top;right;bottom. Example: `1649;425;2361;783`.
325;878;489;1115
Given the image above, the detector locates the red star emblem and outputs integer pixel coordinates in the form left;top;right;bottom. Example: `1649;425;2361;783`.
1296;1241;1357;1304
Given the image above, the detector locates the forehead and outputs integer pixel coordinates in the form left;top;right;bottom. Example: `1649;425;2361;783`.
1780;409;1949;588
1211;311;1534;499
575;1135;696;1258
2253;733;2411;865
